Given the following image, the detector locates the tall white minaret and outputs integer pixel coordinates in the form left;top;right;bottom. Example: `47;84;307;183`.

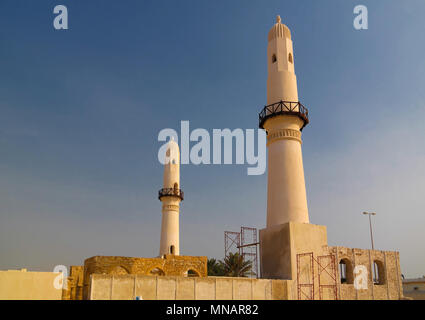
259;16;310;227
158;138;183;256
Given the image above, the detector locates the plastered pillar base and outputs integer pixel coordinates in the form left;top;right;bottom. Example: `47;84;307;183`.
259;222;328;280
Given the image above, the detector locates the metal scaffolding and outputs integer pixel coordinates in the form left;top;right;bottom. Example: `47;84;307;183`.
296;252;338;300
224;231;240;258
224;226;259;278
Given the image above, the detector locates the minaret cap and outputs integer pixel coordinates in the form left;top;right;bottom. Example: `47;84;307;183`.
165;138;180;165
268;15;291;41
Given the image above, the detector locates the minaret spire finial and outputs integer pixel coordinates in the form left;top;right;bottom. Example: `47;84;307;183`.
276;15;281;24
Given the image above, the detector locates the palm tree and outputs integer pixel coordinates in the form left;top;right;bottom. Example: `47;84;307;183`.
207;258;225;276
222;252;253;277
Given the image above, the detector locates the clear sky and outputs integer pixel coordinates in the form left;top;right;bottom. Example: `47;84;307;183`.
0;0;424;278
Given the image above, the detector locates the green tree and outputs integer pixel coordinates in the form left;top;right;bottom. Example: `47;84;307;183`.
222;252;253;277
207;258;225;276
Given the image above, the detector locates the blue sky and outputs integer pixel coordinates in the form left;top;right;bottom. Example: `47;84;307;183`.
0;0;424;278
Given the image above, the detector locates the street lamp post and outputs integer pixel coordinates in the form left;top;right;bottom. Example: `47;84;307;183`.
363;211;377;282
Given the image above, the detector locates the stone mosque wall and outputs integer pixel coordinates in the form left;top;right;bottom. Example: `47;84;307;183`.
81;255;207;299
328;247;403;300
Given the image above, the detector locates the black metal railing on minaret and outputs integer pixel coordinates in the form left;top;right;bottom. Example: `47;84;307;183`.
158;188;184;201
259;100;309;131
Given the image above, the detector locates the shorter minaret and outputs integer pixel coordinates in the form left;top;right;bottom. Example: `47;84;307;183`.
158;138;184;256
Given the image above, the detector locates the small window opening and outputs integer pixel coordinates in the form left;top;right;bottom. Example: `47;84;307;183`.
288;53;293;63
272;54;277;63
373;260;385;285
339;258;354;284
170;245;175;254
340;260;347;284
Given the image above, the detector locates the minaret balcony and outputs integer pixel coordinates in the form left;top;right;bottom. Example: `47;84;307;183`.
259;100;309;131
158;188;184;201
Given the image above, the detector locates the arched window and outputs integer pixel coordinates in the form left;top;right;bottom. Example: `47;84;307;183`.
373;260;386;285
185;269;200;277
288;53;293;63
339;258;354;284
109;266;129;275
170;245;175;254
149;267;165;276
272;54;277;63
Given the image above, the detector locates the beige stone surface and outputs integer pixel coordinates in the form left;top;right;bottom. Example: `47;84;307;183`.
89;274;291;300
271;280;289;300
62;266;84;300
195;278;215;300
88;274;112;300
111;275;134;300
259;223;291;280
157;277;176;300
82;254;207;299
0;269;63;300
327;247;403;300
176;277;195;300
260;222;327;280
135;275;157;300
252;279;272;300
233;279;252;300
215;277;233;300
